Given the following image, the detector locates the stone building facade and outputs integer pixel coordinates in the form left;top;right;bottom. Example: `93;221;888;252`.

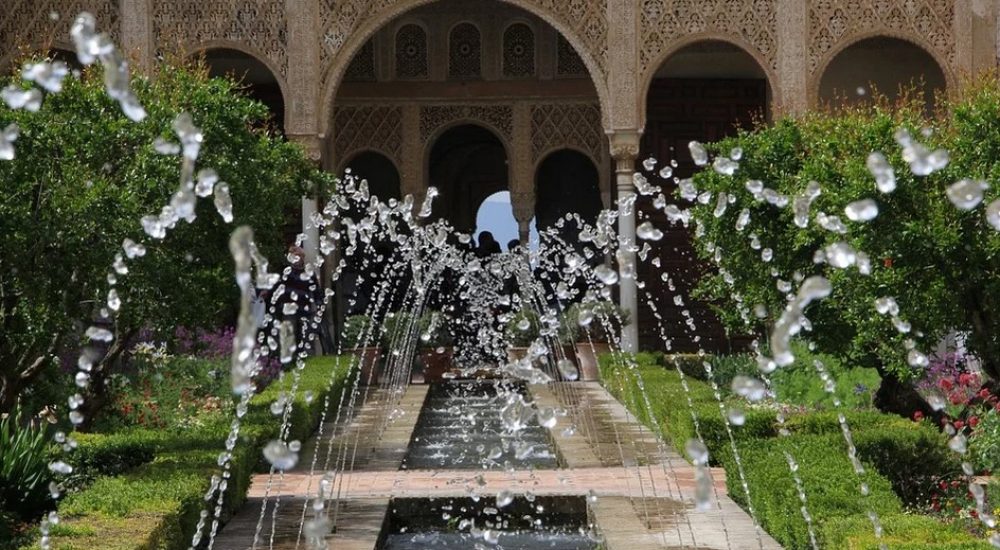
3;0;998;351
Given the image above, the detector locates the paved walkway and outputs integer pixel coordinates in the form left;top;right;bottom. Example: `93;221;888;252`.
214;379;781;549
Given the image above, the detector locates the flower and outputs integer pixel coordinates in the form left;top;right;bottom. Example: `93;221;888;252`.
913;411;925;422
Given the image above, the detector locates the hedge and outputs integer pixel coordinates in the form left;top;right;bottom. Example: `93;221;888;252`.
31;356;351;550
600;353;983;549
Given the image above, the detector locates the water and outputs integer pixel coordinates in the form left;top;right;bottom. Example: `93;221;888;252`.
378;496;599;550
402;382;560;470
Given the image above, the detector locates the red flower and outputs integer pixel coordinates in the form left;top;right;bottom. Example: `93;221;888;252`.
883;258;894;268
954;420;965;430
939;378;954;391
950;392;965;405
959;373;975;387
969;416;980;428
913;411;925;422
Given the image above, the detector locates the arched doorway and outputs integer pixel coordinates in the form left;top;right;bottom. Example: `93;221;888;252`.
534;149;601;232
475;191;526;252
197;48;285;132
427;124;508;234
818;36;947;112
639;40;771;353
344;151;402;202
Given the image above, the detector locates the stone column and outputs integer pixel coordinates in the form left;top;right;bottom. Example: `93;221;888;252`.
610;132;640;353
774;0;809;114
120;0;153;74
954;0;998;79
285;0;322;265
510;102;535;245
400;104;424;203
284;0;321;141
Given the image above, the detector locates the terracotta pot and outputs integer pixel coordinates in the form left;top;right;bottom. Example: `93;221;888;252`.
506;347;530;363
419;347;455;383
574;342;611;381
348;347;381;386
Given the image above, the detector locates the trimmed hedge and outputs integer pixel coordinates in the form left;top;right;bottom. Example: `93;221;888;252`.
600;353;982;550
32;356;351;550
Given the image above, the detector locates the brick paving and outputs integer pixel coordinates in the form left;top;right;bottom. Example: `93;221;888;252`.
214;379;781;549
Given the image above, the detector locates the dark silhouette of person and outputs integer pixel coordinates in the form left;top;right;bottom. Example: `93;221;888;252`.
506;239;520;252
476;231;501;258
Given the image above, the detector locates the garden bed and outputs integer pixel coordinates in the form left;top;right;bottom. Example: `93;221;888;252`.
26;356;351;550
599;352;989;550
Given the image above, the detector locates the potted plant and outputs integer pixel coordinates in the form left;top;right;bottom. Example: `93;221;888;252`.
342;314;381;386
415;311;455;383
504;308;540;363
562;300;630;381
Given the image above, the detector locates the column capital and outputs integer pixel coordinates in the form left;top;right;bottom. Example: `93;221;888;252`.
608;130;641;173
288;133;323;164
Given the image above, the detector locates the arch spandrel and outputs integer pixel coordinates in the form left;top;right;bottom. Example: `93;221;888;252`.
807;0;956;78
318;0;612;136
0;1;119;70
152;0;288;77
809;31;955;106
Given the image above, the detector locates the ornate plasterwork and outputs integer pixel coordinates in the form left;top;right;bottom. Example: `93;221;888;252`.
395;24;428;78
344;38;376;82
1;1;119;61
502;23;535;77
319;0;608;74
448;22;482;78
332;105;403;165
808;0;955;73
419;104;514;143
638;0;778;74
530;103;603;164
152;0;287;76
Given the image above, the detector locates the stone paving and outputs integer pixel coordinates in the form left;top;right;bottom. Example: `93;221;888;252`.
214;378;781;549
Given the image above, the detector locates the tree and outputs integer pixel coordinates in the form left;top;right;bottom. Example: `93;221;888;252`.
681;79;1000;416
0;59;330;421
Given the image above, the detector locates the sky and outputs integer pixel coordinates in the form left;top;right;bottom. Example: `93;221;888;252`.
474;191;538;250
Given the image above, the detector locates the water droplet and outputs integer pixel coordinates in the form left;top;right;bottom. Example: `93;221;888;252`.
594;265;618;285
689;141;708;166
263;440;299;470
685;438;710;465
713;156;738;176
946;179;988;210
557;358;579;381
85;326;113;342
845;199;879;222
636;221;663;241
642;156;657;171
866;152;896;193
0;123;20;160
824;242;857;269
214;182;234;223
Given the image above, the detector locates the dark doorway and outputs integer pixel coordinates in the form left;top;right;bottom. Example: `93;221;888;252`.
427;124;508;233
199;48;285;133
345;151;402;202
639;76;767;353
535;149;601;231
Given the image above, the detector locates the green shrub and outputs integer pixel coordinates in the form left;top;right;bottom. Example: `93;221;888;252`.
1;407;54;544
970;408;1000;474
729;434;902;549
0;58;332;415
684;78;1000;384
505;308;541;347
819;514;992;549
31;356;348;550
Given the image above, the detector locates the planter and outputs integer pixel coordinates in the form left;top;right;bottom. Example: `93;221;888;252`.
506;346;530;363
348;346;382;386
420;347;455;383
574;342;611;381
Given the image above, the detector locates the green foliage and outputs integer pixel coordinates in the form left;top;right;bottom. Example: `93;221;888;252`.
970;408;1000;475
31;356;349;550
1;407;54;538
505;308;541;347
0;58;331;413
733;434;903;549
685;79;1000;381
819;514;992;549
602;352;970;549
561;301;630;343
340;315;371;349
